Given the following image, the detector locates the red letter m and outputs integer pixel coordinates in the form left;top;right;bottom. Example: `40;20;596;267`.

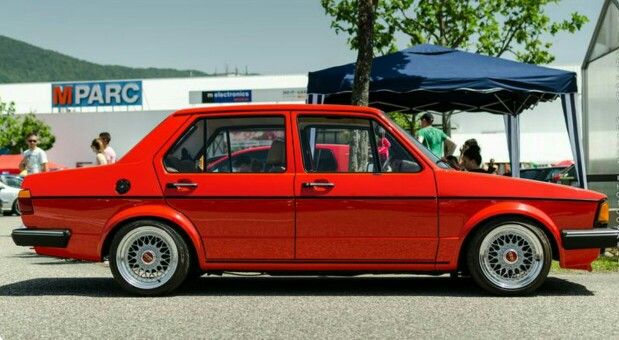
52;86;73;105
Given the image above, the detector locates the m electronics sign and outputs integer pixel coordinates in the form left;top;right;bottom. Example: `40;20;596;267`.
202;90;252;103
52;80;143;108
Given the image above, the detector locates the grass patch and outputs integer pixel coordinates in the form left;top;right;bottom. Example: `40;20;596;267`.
551;256;619;273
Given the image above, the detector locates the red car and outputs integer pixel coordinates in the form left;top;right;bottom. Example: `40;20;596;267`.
12;104;618;296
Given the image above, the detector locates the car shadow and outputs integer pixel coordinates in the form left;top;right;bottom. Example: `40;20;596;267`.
0;275;593;297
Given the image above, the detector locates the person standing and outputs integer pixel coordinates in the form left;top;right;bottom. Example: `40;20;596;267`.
91;138;108;166
460;144;486;173
19;132;48;175
416;113;456;158
99;132;117;164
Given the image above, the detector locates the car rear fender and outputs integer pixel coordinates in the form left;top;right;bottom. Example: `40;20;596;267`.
99;204;206;266
460;201;560;253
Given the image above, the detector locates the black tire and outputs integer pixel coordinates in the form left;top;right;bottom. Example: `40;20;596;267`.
109;220;191;296
12;200;20;216
466;217;552;296
186;256;206;281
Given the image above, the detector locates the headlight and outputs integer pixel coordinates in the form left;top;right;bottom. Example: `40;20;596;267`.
597;200;609;226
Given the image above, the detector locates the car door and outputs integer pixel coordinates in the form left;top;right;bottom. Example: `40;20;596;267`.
292;111;438;261
154;112;295;260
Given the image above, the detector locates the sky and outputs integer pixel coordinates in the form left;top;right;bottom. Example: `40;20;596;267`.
0;0;606;75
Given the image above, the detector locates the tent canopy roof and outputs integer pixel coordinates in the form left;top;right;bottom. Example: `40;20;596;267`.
308;44;577;114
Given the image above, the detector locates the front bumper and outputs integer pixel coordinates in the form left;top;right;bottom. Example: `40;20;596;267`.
561;227;619;250
12;226;71;248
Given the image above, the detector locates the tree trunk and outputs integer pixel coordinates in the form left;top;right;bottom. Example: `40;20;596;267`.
349;0;376;171
350;0;376;107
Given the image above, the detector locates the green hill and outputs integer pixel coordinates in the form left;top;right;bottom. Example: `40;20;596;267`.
0;35;210;83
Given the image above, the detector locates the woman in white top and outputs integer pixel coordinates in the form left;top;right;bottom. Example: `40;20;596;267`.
91;138;108;165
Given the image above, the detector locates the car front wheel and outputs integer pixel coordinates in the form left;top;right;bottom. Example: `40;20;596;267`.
109;220;190;296
467;218;551;295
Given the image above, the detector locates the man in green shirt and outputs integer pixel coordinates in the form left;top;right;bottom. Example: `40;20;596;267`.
416;113;457;158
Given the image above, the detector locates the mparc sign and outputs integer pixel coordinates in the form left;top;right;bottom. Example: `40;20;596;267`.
52;80;142;107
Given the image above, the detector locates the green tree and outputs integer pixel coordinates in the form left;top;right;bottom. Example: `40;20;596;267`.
0;97;55;154
321;0;588;134
388;111;419;135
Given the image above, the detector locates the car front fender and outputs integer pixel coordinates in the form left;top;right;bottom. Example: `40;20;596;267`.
460;201;560;246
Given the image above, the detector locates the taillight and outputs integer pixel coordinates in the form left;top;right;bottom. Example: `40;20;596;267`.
597;200;609;226
18;189;34;215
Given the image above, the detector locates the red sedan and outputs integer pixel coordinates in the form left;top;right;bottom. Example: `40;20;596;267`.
11;104;618;296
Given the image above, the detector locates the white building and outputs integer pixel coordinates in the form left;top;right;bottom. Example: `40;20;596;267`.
0;71;577;168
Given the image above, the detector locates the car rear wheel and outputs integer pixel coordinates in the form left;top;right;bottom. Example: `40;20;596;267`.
109;220;190;296
467;218;551;295
12;200;20;216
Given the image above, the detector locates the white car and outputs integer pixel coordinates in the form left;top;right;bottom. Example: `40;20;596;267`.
0;175;21;215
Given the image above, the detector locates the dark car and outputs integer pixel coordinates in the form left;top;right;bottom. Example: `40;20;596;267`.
552;165;579;187
520;167;568;183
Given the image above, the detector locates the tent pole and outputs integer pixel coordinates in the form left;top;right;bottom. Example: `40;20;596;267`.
503;114;521;177
560;93;588;189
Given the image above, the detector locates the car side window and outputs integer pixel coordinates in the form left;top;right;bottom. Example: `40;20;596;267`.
204;117;286;173
371;121;421;173
165;116;286;173
297;116;421;173
164;119;205;173
298;116;377;173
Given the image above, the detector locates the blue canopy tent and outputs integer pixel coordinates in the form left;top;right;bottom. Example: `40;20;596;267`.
307;44;586;188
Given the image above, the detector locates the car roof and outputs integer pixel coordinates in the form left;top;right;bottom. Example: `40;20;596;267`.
172;104;384;117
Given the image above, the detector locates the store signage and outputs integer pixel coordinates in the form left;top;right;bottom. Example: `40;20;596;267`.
202;90;252;103
52;80;142;107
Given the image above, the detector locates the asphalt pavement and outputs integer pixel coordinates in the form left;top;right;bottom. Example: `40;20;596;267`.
1;215;618;339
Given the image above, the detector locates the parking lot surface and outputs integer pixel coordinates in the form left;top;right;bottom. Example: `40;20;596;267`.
1;215;618;338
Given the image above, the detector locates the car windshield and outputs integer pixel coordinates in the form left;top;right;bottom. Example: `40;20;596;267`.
0;175;22;188
382;112;450;169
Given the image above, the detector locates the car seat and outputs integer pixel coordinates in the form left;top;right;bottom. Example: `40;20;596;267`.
265;139;286;172
315;149;337;172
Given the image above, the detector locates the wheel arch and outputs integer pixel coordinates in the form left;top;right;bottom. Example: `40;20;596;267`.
456;203;561;271
99;205;206;268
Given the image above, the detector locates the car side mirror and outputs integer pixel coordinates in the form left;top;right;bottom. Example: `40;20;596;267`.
397;160;421;173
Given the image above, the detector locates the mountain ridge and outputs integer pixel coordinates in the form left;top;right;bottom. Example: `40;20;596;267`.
0;35;210;84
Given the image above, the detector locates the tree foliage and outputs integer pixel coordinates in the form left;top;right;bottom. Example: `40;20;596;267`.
321;0;588;135
0;98;55;154
321;0;588;64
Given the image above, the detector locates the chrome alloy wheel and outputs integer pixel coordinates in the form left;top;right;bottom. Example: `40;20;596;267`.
478;224;544;290
116;226;179;290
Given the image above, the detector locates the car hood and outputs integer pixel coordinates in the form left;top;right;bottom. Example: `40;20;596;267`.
435;169;606;201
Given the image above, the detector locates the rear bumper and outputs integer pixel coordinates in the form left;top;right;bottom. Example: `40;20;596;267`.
12;226;71;248
561;227;619;250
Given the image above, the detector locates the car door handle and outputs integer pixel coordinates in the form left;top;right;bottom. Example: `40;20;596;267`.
166;182;198;189
302;182;335;188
